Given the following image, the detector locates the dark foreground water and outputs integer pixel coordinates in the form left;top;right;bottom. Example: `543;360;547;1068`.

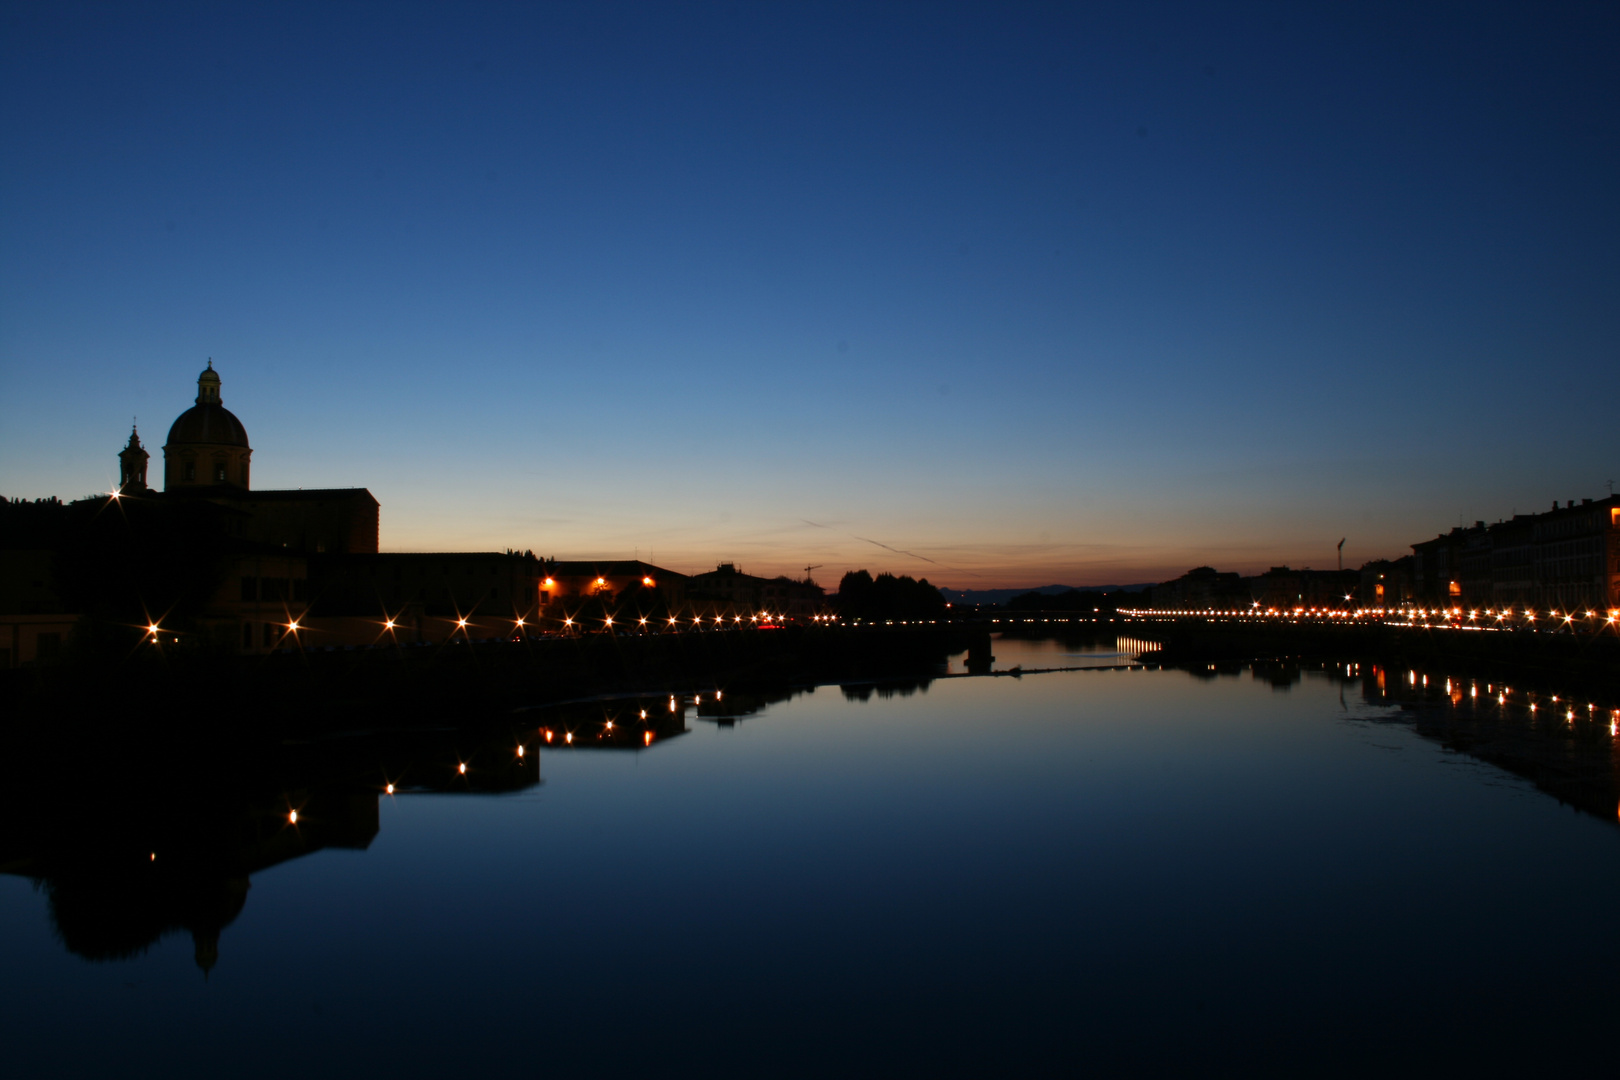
4;637;1619;1077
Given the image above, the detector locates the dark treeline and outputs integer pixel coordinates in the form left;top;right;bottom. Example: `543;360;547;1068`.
836;570;948;621
1005;588;1131;613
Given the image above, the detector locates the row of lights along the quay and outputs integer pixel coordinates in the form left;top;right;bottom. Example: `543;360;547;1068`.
1113;605;1618;634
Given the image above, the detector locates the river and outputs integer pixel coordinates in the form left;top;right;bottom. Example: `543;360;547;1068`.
3;634;1617;1076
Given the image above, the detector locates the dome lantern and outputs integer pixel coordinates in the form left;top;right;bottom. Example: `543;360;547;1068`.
196;360;222;405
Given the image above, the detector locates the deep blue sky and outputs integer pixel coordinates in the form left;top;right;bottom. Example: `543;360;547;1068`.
2;1;1616;584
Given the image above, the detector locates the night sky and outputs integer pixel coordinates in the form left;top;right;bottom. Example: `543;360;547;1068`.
2;2;1616;586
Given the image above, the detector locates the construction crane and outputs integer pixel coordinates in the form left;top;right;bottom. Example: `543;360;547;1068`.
803;564;823;582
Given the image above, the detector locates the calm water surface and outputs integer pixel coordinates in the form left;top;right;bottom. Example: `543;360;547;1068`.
4;637;1618;1077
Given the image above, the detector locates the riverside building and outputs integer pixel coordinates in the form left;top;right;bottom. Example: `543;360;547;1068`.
1410;497;1620;611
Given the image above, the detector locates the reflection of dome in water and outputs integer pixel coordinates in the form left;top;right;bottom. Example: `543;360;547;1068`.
46;871;249;976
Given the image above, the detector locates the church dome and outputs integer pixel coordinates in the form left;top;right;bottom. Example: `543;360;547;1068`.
165;361;249;448
166;403;249;448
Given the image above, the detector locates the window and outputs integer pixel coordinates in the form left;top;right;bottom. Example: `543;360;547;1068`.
184;462;196;481
214;464;226;482
264;623;275;647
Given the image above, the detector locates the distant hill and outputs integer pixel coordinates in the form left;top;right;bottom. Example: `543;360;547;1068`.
939;584;1153;606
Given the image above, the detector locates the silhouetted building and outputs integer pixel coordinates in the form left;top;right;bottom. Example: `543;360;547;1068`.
1149;567;1247;609
1246;566;1359;609
1409;496;1619;610
1358;556;1413;607
688;563;824;620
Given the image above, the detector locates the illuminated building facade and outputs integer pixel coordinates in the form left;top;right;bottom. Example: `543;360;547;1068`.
540;561;688;612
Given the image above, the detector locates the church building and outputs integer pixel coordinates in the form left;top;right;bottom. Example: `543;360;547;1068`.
118;362;381;556
102;363;541;654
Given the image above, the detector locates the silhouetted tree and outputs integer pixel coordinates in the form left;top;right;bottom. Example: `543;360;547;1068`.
835;570;947;620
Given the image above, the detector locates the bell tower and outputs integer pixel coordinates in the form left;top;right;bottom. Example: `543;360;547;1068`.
118;423;149;491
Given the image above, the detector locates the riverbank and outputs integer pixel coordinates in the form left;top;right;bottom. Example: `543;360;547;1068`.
1098;617;1620;702
1;625;984;734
